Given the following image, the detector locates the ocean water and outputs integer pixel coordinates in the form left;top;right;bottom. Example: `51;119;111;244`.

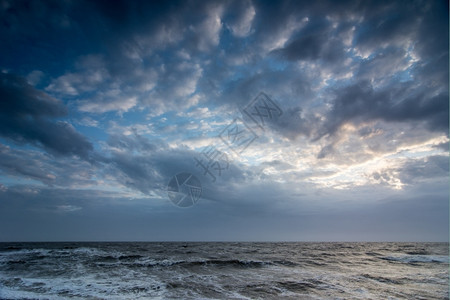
0;242;448;299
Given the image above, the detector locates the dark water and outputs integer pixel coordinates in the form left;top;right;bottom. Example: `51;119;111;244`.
0;242;448;299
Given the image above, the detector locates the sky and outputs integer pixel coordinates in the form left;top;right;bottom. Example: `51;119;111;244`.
0;0;448;242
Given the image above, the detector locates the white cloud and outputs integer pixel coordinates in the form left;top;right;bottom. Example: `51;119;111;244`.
77;117;99;127
79;96;137;114
193;4;224;51
46;73;80;95
173;63;203;97
261;16;309;52
46;55;109;96
228;2;255;37
106;121;154;136
55;205;82;212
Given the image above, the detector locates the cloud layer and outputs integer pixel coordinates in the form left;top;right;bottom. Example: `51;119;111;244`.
0;0;447;241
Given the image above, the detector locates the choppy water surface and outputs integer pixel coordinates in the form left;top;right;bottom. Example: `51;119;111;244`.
0;242;448;299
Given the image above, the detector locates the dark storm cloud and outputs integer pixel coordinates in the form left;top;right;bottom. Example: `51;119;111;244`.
352;0;448;89
0;144;54;184
83;0;222;56
371;155;449;188
103;132;251;197
433;142;449;152
0;143;99;188
261;0;448;142
268;107;319;140
353;3;420;51
396;155;449;185
321;80;449;138
272;18;347;63
208;66;316;116
0;0;99;74
275;32;324;61
0;0;448;243
105;133;201;194
412;2;449;92
355;47;409;81
0;0;446;157
0;73;93;158
199;0;446;145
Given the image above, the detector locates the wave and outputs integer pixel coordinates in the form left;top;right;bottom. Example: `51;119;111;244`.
91;256;299;269
142;258;271;268
0;242;448;300
381;255;449;264
361;274;403;285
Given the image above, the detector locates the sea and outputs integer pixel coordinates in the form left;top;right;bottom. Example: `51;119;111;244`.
0;242;448;299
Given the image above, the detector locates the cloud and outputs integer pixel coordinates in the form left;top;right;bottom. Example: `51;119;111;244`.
102;133;187;195
80;96;137;114
321;80;448;139
0;0;448;242
190;2;224;51
77;117;99;127
270;106;320;140
142;61;203;116
0;144;56;185
0;143;100;188
355;47;413;85
46;54;141;114
354;10;418;54
0;73;93;158
97;129;257;199
46;56;109;96
26;70;45;86
55;205;82;213
225;0;255;37
396;155;449;185
272;18;347;64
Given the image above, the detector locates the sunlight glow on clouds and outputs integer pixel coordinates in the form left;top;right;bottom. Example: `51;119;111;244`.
0;0;447;241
